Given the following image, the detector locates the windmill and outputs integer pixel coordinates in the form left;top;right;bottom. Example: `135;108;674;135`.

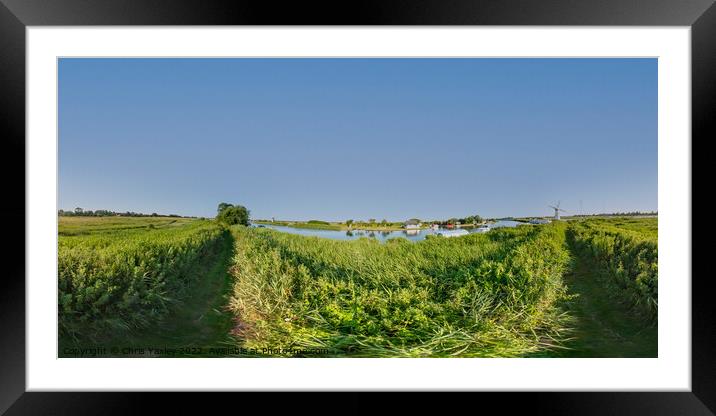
549;201;567;220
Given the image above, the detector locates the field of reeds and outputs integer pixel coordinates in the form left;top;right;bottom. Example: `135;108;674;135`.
228;222;572;357
58;217;224;341
566;217;657;321
58;215;197;236
57;215;658;357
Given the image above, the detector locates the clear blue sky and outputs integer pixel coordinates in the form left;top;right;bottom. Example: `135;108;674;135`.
59;58;657;220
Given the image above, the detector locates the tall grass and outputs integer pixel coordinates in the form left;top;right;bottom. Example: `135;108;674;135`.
58;216;195;236
228;223;571;357
567;219;657;321
59;220;224;340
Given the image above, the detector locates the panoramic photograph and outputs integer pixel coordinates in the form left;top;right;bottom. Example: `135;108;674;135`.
58;58;657;358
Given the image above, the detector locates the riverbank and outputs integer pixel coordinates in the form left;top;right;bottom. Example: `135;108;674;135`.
253;220;412;232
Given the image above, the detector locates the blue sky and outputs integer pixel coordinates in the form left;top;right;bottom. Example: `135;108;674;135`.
59;58;657;220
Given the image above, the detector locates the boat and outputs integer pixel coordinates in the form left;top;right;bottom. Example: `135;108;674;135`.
473;225;491;233
436;229;470;238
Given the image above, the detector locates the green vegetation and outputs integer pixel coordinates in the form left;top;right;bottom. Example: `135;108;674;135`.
571;216;658;239
228;223;572;357
58;217;224;341
58;207;190;218
61;231;238;357
58;216;195;236
540;254;657;357
567;217;658;321
57;212;658;358
216;203;250;226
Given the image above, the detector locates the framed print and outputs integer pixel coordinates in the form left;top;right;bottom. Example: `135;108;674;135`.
1;0;712;413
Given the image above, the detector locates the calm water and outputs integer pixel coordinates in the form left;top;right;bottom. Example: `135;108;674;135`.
252;220;525;242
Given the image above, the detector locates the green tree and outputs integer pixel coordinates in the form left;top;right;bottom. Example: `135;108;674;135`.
217;204;250;226
346;219;354;228
217;202;233;214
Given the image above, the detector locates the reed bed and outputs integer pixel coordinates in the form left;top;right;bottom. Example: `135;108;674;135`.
59;220;224;340
228;223;571;357
567;218;658;321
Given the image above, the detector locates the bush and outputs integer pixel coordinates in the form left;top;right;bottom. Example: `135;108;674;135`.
217;205;250;226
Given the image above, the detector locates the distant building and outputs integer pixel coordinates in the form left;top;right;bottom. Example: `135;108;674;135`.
529;218;551;224
404;219;422;229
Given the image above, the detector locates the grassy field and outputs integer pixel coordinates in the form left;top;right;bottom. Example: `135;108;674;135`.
570;216;658;239
60;231;237;357
539;254;657;357
567;217;657;321
58;216;224;341
58;215;658;358
228;222;572;357
59;216;196;236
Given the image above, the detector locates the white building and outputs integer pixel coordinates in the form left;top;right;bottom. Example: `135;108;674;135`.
404;219;422;229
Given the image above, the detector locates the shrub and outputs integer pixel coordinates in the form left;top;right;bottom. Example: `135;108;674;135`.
217;205;250;226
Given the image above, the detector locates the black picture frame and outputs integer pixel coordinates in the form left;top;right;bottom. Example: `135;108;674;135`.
1;0;711;413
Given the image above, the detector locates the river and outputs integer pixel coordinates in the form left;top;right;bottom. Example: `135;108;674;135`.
251;220;525;242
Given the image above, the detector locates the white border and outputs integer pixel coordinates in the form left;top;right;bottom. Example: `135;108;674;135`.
27;27;691;391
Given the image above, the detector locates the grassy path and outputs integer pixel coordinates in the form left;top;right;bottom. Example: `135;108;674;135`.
542;245;658;357
62;231;237;357
128;231;236;356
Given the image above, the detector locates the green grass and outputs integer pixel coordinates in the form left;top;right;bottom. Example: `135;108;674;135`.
571;216;657;240
567;218;658;320
59;215;196;236
60;232;237;357
228;223;572;357
537;254;657;357
58;218;224;341
57;215;658;358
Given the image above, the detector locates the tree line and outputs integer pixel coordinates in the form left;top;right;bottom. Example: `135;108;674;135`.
575;211;658;217
58;208;191;218
342;214;484;227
